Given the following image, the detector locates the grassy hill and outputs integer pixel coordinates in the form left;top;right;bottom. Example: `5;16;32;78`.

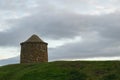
0;61;120;80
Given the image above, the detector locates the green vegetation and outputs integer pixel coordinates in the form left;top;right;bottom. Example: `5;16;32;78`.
0;61;120;80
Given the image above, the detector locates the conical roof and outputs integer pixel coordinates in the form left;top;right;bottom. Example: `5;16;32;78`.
21;34;47;44
25;34;44;42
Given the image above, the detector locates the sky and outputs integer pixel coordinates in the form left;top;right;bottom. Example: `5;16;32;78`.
0;0;120;65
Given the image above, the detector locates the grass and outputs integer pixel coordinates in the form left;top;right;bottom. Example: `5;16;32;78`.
0;61;120;80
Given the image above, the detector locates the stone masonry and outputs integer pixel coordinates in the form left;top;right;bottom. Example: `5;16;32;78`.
20;34;48;63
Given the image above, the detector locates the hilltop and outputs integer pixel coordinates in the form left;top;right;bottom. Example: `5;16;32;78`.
0;61;120;80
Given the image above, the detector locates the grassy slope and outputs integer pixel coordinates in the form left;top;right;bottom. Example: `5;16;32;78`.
0;61;120;80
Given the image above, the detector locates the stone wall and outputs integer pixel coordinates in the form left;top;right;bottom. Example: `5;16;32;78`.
20;42;48;63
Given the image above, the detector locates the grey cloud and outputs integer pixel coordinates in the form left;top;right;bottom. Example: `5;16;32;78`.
0;56;19;66
0;10;120;49
0;0;31;10
49;37;120;60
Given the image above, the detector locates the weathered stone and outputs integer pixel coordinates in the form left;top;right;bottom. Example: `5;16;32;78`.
20;34;48;63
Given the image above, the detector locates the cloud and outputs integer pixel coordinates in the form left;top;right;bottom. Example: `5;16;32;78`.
0;56;19;66
1;11;120;46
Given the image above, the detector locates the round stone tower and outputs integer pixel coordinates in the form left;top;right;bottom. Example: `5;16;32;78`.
20;34;48;63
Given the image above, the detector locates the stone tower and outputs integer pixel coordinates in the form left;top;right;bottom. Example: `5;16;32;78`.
20;34;48;63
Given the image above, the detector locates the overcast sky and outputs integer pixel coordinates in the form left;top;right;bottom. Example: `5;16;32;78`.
0;0;120;65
